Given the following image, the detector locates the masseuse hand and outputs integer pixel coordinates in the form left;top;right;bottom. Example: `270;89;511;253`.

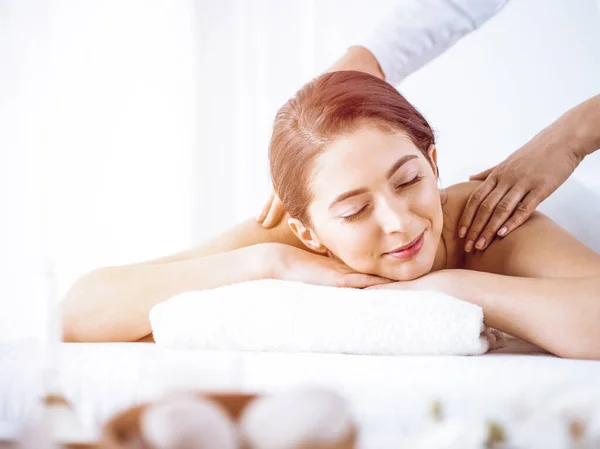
256;190;286;228
257;46;384;229
457;129;582;252
271;243;392;289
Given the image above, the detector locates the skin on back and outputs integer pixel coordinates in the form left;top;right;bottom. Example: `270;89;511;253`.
440;181;600;278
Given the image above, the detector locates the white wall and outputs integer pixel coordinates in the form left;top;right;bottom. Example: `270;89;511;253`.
0;0;197;341
1;0;599;341
195;0;600;235
395;0;600;188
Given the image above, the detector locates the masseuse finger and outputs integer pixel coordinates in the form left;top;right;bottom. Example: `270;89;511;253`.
262;194;285;228
256;191;275;223
476;186;527;250
469;165;496;181
465;184;511;252
458;179;496;240
498;189;543;237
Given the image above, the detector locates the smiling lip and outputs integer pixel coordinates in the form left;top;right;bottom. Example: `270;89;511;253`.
384;232;425;260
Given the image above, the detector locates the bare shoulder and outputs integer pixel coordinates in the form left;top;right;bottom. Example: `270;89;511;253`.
136;214;309;266
439;181;482;237
443;181;600;278
440;179;555;235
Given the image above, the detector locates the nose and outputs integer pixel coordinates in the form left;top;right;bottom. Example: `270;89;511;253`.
375;196;413;235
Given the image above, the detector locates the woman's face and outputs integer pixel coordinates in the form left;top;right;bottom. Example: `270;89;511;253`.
303;125;443;281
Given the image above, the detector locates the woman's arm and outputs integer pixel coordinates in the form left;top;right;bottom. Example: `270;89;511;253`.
62;215;387;342
62;243;277;343
413;211;600;359
408;269;600;359
62;216;303;342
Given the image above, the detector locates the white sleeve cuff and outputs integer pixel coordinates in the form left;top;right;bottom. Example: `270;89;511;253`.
357;0;510;86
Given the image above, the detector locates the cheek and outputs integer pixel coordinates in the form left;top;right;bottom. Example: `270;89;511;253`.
318;221;378;268
413;181;443;225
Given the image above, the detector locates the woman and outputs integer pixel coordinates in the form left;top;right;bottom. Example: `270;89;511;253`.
62;71;600;359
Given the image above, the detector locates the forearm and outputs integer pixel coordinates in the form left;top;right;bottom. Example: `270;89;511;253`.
62;215;302;342
62;244;274;342
568;94;600;158
355;0;508;85
433;270;600;359
326;46;384;80
541;94;600;161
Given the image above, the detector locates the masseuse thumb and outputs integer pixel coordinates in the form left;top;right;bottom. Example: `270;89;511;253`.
470;166;495;181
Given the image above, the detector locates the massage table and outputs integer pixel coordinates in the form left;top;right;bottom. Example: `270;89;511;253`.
1;336;599;447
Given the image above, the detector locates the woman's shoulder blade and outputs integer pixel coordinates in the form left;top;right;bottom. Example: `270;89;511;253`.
441;182;600;278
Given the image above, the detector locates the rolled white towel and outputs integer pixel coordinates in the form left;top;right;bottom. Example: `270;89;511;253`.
149;279;504;356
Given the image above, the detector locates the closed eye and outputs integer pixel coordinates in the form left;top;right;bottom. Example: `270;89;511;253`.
341;176;422;223
394;175;422;190
340;205;369;223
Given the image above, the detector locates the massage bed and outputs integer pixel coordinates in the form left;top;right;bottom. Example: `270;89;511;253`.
2;179;600;447
1;336;600;447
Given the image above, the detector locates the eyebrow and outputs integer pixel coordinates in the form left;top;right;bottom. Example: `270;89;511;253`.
386;155;418;180
328;154;419;211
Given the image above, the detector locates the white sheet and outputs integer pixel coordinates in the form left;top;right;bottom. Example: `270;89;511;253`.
2;338;600;447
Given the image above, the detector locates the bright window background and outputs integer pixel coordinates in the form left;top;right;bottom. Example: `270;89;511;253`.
1;0;599;341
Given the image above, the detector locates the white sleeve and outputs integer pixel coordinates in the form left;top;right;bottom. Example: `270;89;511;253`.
358;0;510;86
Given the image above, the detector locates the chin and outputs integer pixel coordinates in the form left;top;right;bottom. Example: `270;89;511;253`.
380;235;437;281
406;262;434;280
380;250;436;281
389;265;431;281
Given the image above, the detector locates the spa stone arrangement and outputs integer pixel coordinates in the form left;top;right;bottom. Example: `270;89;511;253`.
6;382;600;449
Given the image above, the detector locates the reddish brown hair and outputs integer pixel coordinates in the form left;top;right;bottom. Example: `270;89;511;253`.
269;70;435;225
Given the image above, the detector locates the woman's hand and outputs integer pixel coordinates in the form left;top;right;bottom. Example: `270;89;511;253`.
366;270;454;293
366;279;414;291
256;191;286;228
457;130;582;252
269;243;393;289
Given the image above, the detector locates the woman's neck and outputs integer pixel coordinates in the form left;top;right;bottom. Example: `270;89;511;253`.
432;231;448;272
431;189;452;272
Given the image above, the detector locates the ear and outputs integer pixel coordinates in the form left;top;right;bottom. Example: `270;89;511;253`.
287;218;328;254
427;144;438;177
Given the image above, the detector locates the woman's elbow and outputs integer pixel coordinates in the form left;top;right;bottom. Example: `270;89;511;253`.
551;333;600;360
61;267;119;342
544;302;600;359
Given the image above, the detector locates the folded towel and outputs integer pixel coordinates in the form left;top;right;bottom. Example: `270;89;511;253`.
150;279;504;356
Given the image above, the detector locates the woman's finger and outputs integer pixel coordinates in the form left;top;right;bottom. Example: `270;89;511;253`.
469;165;496;181
365;280;411;290
457;178;497;239
475;186;528;250
364;283;391;290
256;191;275;223
498;189;544;237
464;184;511;252
342;273;392;289
262;194;285;228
